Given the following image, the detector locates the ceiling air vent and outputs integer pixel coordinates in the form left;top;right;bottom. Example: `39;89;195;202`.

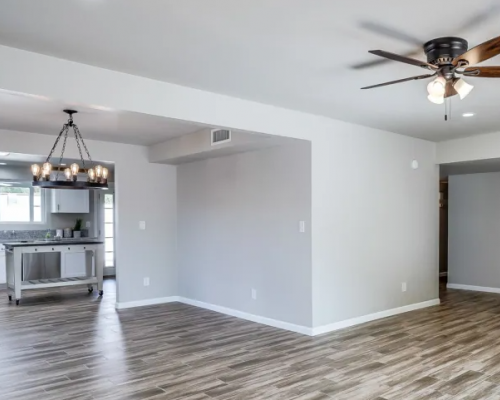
211;129;231;145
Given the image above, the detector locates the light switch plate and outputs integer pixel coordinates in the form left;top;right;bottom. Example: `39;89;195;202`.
139;221;146;230
299;221;306;233
85;221;91;228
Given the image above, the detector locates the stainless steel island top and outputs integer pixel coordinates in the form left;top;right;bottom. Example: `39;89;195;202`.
3;238;104;248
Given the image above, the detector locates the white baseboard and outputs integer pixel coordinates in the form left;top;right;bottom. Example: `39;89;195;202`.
447;283;500;294
311;299;441;336
114;296;441;337
177;297;313;336
115;296;180;310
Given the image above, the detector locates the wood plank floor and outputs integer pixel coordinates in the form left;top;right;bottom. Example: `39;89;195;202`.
1;281;500;399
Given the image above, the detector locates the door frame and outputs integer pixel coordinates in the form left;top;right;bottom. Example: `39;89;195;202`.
95;187;116;276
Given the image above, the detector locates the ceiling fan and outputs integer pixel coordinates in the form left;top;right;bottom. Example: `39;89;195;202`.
361;35;500;104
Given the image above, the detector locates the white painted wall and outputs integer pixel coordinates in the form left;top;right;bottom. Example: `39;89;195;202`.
448;173;500;288
0;129;177;304
177;141;312;327
0;45;439;325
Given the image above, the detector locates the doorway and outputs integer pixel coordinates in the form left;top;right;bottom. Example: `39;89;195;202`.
439;178;448;287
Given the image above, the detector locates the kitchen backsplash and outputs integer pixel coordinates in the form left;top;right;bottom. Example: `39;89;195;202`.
0;229;90;240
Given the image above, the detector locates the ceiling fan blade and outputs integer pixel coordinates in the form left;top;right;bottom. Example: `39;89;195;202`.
361;73;436;90
453;35;500;66
445;79;458;98
351;49;423;70
368;50;438;70
359;22;423;46
463;66;500;78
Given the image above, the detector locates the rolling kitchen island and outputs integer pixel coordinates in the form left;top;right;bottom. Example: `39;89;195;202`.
3;239;104;305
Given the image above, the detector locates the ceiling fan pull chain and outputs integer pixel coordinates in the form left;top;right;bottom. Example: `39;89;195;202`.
444;97;452;122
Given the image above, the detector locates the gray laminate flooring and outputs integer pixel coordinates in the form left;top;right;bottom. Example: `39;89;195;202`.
0;280;499;399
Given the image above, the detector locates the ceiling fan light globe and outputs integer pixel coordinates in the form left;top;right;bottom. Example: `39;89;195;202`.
428;94;444;104
427;77;446;96
454;78;474;100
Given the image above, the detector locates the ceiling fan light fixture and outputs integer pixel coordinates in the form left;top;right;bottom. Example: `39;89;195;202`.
427;77;446;96
453;78;474;100
427;94;444;105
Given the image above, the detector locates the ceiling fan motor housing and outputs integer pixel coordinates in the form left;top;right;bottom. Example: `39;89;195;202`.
424;37;468;65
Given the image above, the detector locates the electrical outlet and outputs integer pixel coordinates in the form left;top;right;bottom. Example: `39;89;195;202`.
139;221;146;230
299;221;306;233
402;282;407;292
85;221;91;228
143;277;150;287
251;288;257;300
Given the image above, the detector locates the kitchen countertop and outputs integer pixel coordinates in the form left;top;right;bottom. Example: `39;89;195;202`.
3;239;104;248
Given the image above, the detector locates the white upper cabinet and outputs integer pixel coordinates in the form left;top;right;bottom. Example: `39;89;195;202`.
51;189;90;213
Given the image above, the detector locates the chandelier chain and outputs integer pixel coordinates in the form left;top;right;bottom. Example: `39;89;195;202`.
45;124;68;162
74;125;93;163
55;125;69;181
72;125;86;168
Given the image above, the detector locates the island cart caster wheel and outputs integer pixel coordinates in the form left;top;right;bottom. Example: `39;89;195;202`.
8;295;12;301
99;290;104;296
16;300;20;306
88;287;94;293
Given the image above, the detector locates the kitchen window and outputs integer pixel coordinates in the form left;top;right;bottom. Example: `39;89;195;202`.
0;185;44;223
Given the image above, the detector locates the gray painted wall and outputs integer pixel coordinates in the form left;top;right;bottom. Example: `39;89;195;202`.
311;129;438;327
448;172;500;288
177;141;312;327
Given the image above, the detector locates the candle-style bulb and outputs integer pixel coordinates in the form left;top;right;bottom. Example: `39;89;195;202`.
70;163;80;176
87;168;96;182
31;164;40;176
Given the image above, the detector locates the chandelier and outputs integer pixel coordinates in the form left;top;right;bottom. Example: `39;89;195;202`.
31;110;108;190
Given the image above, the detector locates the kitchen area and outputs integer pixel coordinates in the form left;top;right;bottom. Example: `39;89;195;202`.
0;149;115;305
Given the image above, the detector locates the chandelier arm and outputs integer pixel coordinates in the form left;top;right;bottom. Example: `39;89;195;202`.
55;125;69;181
72;124;86;169
74;125;93;163
45;124;68;163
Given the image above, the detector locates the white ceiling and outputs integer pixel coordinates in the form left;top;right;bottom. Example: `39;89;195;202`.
0;90;208;146
0;0;500;142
